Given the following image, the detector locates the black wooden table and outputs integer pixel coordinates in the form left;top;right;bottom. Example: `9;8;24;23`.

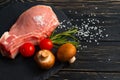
0;0;120;80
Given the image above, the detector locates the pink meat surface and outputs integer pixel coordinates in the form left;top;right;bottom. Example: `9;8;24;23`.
0;5;59;59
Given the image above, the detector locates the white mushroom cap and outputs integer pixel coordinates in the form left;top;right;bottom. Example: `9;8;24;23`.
34;50;55;69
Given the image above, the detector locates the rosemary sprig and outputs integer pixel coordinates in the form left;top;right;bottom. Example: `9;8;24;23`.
50;27;80;47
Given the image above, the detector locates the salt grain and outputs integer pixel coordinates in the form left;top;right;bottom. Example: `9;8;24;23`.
76;19;79;21
70;19;74;21
83;45;87;48
81;14;84;16
108;59;111;61
68;10;72;13
96;20;100;23
103;28;106;31
97;42;99;45
55;10;108;51
93;14;96;16
75;11;78;14
106;34;109;37
81;19;83;21
95;39;97;42
85;25;88;28
84;32;89;37
89;40;92;43
63;20;66;22
95;7;98;10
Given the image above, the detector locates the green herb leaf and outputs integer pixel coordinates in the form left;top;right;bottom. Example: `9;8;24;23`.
50;26;80;47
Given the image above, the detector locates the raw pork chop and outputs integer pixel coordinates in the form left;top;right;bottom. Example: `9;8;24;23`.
0;5;59;59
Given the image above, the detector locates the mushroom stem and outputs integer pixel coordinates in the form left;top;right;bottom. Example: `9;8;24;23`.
34;50;55;69
38;51;49;61
41;51;48;58
69;56;76;63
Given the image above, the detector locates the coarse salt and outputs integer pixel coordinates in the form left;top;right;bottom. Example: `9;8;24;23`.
55;10;108;50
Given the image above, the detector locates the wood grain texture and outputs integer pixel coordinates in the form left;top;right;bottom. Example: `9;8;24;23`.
49;72;120;80
0;0;120;80
34;0;120;80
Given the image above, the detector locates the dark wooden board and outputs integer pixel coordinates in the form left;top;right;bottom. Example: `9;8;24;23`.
49;72;120;80
0;0;120;80
0;1;69;80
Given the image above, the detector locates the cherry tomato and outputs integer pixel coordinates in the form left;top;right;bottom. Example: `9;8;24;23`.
39;38;53;50
19;43;35;57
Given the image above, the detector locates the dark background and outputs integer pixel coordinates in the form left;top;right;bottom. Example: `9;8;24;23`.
0;0;120;80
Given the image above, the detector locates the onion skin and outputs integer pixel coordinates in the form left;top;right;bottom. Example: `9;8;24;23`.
34;50;55;69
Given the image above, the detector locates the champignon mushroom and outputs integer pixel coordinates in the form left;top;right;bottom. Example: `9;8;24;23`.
34;50;55;69
57;43;77;63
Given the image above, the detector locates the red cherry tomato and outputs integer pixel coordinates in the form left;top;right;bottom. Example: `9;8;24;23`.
19;43;35;57
39;38;53;50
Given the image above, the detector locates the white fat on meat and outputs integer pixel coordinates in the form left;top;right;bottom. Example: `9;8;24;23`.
0;5;59;59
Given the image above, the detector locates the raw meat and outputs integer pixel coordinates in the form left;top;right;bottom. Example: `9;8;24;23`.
0;5;59;59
